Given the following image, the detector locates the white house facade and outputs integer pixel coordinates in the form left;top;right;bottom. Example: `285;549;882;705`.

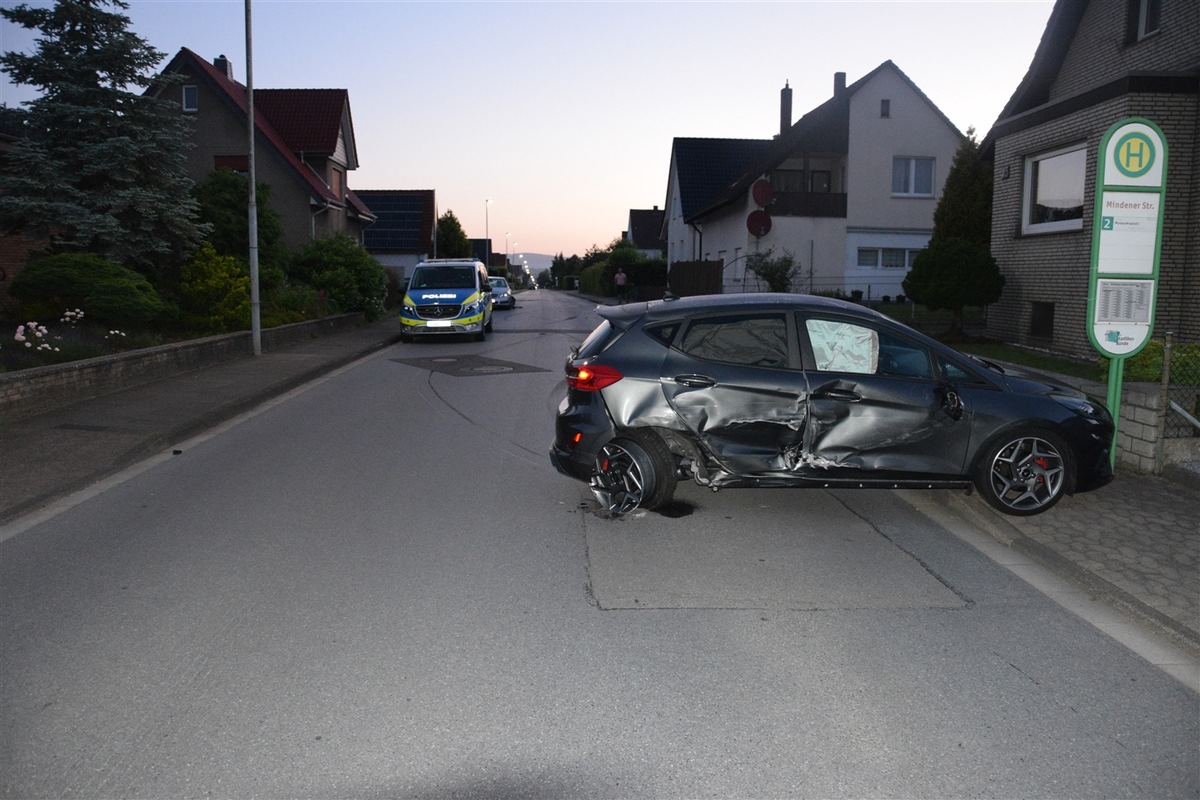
663;63;962;299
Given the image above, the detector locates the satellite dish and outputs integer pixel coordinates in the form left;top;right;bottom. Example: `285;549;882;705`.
751;179;774;207
747;209;772;237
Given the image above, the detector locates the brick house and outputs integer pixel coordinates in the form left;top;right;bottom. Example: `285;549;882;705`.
662;63;962;299
151;50;375;254
980;0;1198;358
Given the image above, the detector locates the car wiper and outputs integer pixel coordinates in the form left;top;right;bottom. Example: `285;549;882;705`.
969;354;1006;374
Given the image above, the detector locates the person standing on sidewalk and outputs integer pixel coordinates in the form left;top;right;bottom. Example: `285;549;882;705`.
614;267;628;303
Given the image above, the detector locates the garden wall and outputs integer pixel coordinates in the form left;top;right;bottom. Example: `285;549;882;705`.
0;314;363;423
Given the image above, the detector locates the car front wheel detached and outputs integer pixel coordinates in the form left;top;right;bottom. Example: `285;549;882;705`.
976;431;1071;516
589;432;677;515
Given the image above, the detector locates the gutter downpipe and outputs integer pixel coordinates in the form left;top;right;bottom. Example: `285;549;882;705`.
311;201;329;238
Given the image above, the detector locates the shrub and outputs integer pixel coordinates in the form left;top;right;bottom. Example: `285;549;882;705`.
579;262;607;296
10;253;168;329
288;234;387;321
178;243;251;334
1101;339;1200;383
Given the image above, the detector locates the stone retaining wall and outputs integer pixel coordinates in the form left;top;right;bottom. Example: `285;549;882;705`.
1043;374;1192;475
0;314;363;423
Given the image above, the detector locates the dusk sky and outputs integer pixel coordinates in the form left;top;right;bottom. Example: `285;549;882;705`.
2;0;1057;262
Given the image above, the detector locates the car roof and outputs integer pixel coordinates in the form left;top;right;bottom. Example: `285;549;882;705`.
589;292;1008;389
597;292;887;325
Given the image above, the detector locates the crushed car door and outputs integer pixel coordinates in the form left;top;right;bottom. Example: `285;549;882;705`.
799;317;971;478
660;311;810;476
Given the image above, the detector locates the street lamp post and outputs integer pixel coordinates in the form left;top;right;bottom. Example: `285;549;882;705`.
485;199;492;267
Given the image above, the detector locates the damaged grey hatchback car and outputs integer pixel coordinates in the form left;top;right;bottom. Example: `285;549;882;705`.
550;294;1114;516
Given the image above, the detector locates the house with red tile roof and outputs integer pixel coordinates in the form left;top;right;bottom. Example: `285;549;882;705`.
149;49;375;253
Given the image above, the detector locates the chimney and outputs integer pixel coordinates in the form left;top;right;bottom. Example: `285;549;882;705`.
213;54;234;79
834;72;846;97
780;81;793;137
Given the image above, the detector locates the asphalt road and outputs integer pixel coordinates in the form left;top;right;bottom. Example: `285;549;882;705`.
1;290;1196;798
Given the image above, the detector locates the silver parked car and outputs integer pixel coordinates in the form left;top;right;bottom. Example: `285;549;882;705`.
489;276;516;309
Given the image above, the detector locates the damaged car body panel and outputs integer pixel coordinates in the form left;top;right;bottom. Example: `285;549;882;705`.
659;311;811;476
549;293;1114;516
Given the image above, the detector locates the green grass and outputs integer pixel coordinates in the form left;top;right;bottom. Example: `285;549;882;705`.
951;341;1102;382
867;301;1102;382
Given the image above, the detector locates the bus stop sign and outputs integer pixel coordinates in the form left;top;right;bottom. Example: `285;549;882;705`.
1087;118;1167;359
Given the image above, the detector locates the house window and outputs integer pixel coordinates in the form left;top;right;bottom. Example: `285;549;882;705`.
810;171;831;193
881;248;906;269
214;155;249;175
881;99;890;118
182;85;198;112
1136;0;1161;39
857;247;921;269
1030;301;1055;339
857;248;879;268
771;170;805;193
892;157;934;196
1022;145;1085;234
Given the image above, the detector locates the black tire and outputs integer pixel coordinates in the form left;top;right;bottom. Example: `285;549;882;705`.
974;430;1071;516
589;430;677;515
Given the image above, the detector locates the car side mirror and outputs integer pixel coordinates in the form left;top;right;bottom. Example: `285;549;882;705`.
939;383;964;421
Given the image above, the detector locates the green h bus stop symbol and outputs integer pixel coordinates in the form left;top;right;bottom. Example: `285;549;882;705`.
1087;118;1167;466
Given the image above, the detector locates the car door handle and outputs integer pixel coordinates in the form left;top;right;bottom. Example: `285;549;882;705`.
814;388;861;402
674;374;717;388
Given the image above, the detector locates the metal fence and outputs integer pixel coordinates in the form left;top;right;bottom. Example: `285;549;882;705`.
1162;332;1200;439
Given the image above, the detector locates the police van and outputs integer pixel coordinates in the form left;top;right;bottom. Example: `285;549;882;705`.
399;259;493;341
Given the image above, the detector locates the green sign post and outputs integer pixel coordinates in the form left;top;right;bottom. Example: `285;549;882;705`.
1087;118;1167;466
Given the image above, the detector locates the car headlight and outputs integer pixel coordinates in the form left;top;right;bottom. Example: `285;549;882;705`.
1051;393;1109;420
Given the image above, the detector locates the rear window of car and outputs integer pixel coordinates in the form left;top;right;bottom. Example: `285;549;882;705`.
577;320;618;358
678;313;789;368
644;321;681;347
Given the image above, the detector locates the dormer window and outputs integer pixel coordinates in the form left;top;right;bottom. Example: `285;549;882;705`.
1137;0;1161;38
1127;0;1161;42
182;85;198;112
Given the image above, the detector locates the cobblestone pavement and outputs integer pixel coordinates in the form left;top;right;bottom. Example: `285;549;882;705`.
942;465;1199;655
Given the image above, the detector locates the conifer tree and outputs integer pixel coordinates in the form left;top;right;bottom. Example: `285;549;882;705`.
434;210;471;258
903;128;1004;335
0;0;205;289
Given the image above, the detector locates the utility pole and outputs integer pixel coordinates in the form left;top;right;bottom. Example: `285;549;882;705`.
245;0;261;355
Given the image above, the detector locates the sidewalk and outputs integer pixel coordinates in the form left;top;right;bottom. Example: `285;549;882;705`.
1;314;1196;659
0;320;401;529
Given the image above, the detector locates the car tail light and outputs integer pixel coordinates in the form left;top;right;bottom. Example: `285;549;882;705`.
567;363;623;391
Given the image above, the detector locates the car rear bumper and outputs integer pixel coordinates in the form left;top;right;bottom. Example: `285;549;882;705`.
550;395;615;482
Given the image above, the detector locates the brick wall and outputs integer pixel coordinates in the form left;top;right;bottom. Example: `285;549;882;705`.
0;314;363;422
989;92;1198;358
